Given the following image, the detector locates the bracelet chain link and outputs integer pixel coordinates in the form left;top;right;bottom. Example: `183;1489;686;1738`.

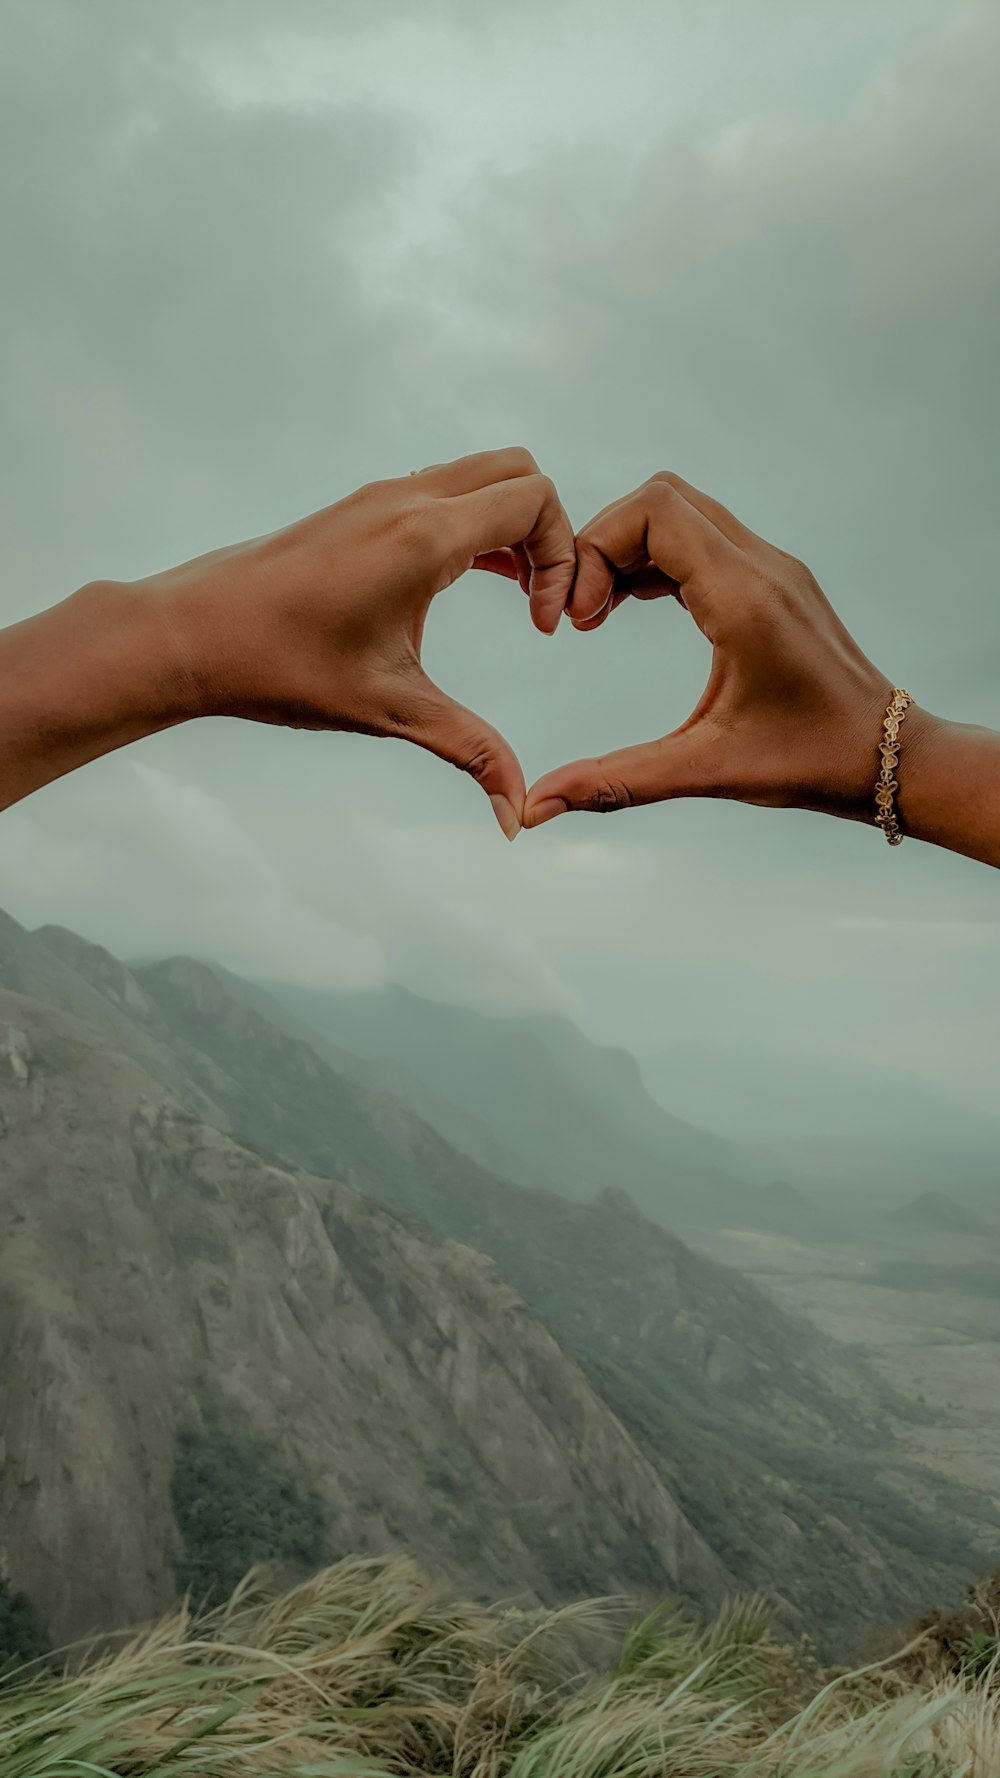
874;687;912;846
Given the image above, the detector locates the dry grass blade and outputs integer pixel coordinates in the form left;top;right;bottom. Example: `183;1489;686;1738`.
0;1559;992;1778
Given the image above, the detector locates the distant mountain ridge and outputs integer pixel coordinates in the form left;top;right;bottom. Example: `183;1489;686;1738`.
893;1189;991;1238
237;978;799;1234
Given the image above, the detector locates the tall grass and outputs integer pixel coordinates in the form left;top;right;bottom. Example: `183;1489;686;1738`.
0;1557;989;1777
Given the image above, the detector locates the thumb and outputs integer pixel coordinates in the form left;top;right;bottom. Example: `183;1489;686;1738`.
523;728;710;827
404;677;527;840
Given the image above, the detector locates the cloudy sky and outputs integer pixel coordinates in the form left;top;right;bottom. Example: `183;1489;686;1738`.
1;0;997;1131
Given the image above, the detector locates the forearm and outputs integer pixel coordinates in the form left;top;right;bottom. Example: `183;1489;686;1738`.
0;581;195;812
896;706;1000;869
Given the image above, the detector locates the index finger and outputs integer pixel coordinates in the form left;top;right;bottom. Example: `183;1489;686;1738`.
410;445;542;494
571;479;737;630
449;473;576;634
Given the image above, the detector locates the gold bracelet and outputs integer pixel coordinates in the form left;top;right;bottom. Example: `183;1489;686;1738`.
874;688;911;845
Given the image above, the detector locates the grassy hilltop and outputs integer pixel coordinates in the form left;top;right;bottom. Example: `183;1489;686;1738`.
2;1558;1000;1778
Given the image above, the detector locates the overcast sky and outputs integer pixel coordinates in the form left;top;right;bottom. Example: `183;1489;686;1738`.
1;0;997;1129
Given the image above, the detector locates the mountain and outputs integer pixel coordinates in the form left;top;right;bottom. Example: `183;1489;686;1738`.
745;1133;1000;1224
0;910;226;1129
0;985;724;1646
9;914;990;1647
894;1190;991;1238
221;979;812;1235
639;1041;1000;1226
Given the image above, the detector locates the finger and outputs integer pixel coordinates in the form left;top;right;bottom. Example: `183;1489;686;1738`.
402;674;527;841
472;543;533;596
570;566;683;632
523;726;710;827
510;542;533;596
449;473;576;634
577;473;760;555
570;588;631;632
647;471;767;552
565;484;655;622
409;445;541;496
571;480;736;633
627;565;685;600
570;562;682;628
472;549;521;581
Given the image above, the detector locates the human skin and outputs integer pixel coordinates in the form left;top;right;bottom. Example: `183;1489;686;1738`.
1;456;997;867
518;473;1000;870
0;447;574;839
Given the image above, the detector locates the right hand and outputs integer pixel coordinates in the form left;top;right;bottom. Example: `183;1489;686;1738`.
524;472;895;829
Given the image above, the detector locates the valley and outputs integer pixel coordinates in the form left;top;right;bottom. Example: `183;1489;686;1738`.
695;1224;1000;1504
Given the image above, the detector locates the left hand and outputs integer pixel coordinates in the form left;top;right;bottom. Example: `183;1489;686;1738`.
142;447;576;838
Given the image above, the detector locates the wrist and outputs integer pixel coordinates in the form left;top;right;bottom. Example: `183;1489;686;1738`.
893;705;1000;864
859;698;999;865
77;577;204;728
0;579;199;812
133;556;286;723
892;703;943;833
831;687;932;838
796;675;896;825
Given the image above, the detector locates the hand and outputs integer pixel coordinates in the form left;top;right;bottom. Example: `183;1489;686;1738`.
142;448;576;838
524;472;895;829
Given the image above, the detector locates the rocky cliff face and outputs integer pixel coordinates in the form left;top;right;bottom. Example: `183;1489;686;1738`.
0;989;723;1645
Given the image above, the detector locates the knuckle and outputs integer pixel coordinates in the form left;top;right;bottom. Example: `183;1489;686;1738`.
498;444;540;476
766;545;806;578
787;553;820;593
646;478;683;514
587;771;634;814
759;545;818;594
351;476;391;505
522;470;558;511
755;563;806;616
457;742;496;784
391;495;440;553
648;470;683;491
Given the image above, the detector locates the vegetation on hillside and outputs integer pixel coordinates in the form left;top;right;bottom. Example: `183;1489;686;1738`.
0;1582;49;1679
171;1421;331;1606
2;1557;999;1776
583;1353;991;1656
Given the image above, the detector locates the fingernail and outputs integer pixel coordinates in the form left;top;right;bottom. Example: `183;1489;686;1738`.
533;596;563;635
490;794;521;841
526;797;566;829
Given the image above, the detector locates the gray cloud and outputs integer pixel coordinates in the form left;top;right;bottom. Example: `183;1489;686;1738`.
438;0;999;706
0;1;419;603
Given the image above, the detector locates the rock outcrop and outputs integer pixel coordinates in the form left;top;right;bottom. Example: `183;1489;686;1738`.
0;991;723;1644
